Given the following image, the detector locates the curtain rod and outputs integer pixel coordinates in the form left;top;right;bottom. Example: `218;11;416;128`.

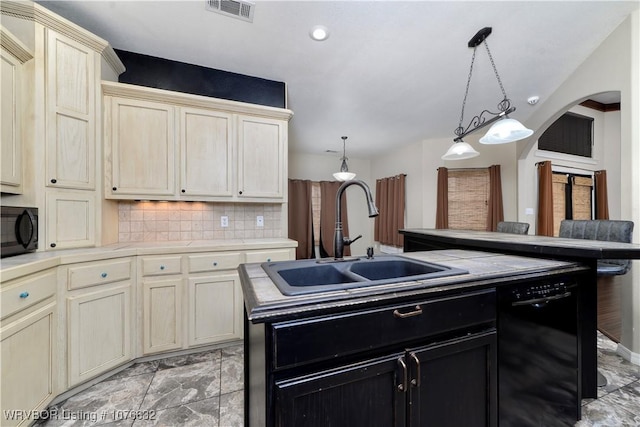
535;160;600;174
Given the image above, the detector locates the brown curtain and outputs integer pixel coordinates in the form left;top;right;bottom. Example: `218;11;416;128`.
487;165;504;231
287;179;313;259
374;174;406;247
319;181;349;257
595;170;610;219
435;167;448;229
537;161;554;236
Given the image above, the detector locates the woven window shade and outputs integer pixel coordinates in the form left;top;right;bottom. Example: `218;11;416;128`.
572;176;593;220
448;169;489;230
552;173;568;236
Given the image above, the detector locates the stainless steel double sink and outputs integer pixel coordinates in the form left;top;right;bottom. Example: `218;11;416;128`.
261;255;468;296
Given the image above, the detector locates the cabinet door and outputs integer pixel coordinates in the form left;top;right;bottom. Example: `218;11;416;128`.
179;107;233;198
45;190;96;250
107;97;175;198
187;272;243;346
237;115;286;200
275;353;406;427
143;277;182;354
45;29;96;190
0;302;57;427
407;331;497;427
1;47;23;193
67;283;132;386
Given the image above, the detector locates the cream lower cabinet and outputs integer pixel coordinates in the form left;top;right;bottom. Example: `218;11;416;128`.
188;272;243;346
65;258;134;387
142;277;182;354
140;255;183;355
0;268;58;427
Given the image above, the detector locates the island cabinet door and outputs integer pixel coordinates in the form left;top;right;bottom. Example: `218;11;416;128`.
274;353;407;427
406;330;497;427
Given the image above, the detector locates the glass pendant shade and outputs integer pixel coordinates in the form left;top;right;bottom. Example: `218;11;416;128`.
334;136;356;181
333;171;356;181
441;141;480;160
479;118;534;144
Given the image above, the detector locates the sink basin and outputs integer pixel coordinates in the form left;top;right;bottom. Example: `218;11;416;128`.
261;255;468;296
348;259;444;281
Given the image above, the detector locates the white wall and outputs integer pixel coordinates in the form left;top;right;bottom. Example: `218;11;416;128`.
288;152;373;256
515;13;640;359
369;134;518;231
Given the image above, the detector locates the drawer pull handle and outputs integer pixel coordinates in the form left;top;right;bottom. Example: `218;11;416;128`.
393;305;423;319
19;291;29;299
101;272;108;278
213;262;218;266
266;258;271;262
160;265;165;270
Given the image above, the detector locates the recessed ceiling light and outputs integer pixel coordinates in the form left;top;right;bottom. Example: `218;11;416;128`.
527;96;540;105
310;25;329;41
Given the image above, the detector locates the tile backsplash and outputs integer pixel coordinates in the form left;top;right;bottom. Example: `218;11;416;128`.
118;201;282;242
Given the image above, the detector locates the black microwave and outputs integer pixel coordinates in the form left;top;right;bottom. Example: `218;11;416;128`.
1;206;38;258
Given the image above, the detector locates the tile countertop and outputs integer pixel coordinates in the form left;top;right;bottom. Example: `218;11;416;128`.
0;238;298;282
239;249;590;323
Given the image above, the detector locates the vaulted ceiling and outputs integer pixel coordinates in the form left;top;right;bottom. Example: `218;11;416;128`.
37;1;638;158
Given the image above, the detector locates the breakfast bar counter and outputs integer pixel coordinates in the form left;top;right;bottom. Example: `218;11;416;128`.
400;228;640;399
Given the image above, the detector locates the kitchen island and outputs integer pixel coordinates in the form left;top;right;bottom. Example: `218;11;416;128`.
401;228;640;400
240;250;591;426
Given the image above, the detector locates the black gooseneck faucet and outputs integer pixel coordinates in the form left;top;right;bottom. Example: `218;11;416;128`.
333;180;379;260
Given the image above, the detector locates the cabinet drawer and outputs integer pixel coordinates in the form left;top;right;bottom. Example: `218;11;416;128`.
68;259;132;290
188;252;242;273
245;249;293;264
1;270;57;320
141;256;182;276
272;289;496;370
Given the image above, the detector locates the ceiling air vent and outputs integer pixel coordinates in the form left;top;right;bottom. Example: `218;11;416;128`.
206;0;255;23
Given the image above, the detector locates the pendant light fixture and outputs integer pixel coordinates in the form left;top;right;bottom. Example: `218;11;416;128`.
441;140;479;160
445;27;533;159
333;136;356;182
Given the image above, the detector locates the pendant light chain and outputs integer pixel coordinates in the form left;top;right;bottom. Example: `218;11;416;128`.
456;46;478;135
483;40;510;111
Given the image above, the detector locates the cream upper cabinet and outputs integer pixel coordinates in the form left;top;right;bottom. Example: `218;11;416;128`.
45;29;96;190
105;96;176;198
103;82;292;202
179;107;233;198
1;27;32;194
45;190;96;250
237;115;286;200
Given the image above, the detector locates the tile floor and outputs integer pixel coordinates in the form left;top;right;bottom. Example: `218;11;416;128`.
37;343;244;427
36;334;640;427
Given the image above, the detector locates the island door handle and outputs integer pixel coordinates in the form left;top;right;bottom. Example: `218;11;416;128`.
393;305;423;319
410;352;420;387
397;357;408;392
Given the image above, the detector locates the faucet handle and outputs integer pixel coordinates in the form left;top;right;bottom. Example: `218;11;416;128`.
343;235;362;246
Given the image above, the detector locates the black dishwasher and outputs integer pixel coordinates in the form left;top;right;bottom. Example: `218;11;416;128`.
498;278;579;426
